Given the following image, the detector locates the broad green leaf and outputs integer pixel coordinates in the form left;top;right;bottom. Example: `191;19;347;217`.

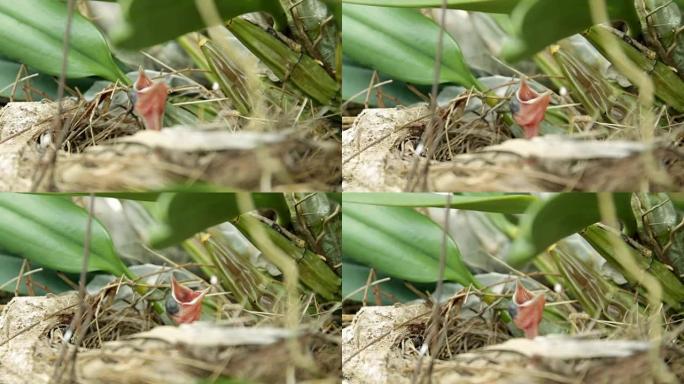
343;60;427;107
342;261;422;304
506;193;634;267
0;194;126;275
342;0;520;13
0;253;75;295
342;202;479;286
342;193;536;214
148;193;290;249
227;18;339;105
111;0;287;50
0;0;126;82
501;0;640;62
343;4;481;87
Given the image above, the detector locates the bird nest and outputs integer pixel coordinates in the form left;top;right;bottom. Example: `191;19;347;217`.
0;97;341;191
0;288;341;384
342;105;684;191
342;298;684;384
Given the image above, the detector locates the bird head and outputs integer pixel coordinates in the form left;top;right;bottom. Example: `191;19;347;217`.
508;280;545;339
165;276;208;324
133;67;168;131
510;78;551;139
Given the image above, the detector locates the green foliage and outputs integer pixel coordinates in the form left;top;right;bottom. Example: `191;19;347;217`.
234;214;341;300
342;0;520;13
0;0;126;82
582;224;684;309
342;193;536;213
342;202;479;286
342;61;426;107
148;193;290;248
501;0;640;62
584;26;684;113
0;194;127;275
0;253;75;295
343;261;422;304
111;0;287;50
343;4;480;88
506;193;635;268
227;18;339;104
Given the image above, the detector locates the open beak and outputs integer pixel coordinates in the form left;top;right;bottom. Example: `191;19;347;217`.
134;67;168;131
510;280;545;339
165;276;208;324
510;78;551;139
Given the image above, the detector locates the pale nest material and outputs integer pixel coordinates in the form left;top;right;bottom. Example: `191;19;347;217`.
343;107;684;191
343;304;676;384
0;294;339;383
0;293;79;384
0;102;69;191
0;102;340;191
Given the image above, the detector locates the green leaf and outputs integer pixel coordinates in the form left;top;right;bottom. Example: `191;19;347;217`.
501;0;640;62
148;193;290;249
0;253;75;295
342;202;479;286
0;194;126;275
110;0;287;50
227;18;339;105
0;0;126;82
343;4;480;87
342;193;537;214
506;193;633;268
342;0;520;13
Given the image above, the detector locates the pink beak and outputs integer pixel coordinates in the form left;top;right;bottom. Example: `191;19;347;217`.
134;67;168;131
511;280;545;339
511;78;551;139
167;276;207;324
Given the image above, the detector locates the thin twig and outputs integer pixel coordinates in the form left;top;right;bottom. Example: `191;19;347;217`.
405;0;448;192
50;194;96;383
31;0;77;191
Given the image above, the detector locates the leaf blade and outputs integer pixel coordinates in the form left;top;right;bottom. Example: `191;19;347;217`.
0;0;125;82
342;202;478;286
111;0;287;50
343;4;479;87
0;194;125;275
342;193;537;213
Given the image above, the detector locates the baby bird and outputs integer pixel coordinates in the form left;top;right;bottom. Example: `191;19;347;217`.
508;280;545;339
165;276;208;324
133;67;168;131
509;78;552;139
